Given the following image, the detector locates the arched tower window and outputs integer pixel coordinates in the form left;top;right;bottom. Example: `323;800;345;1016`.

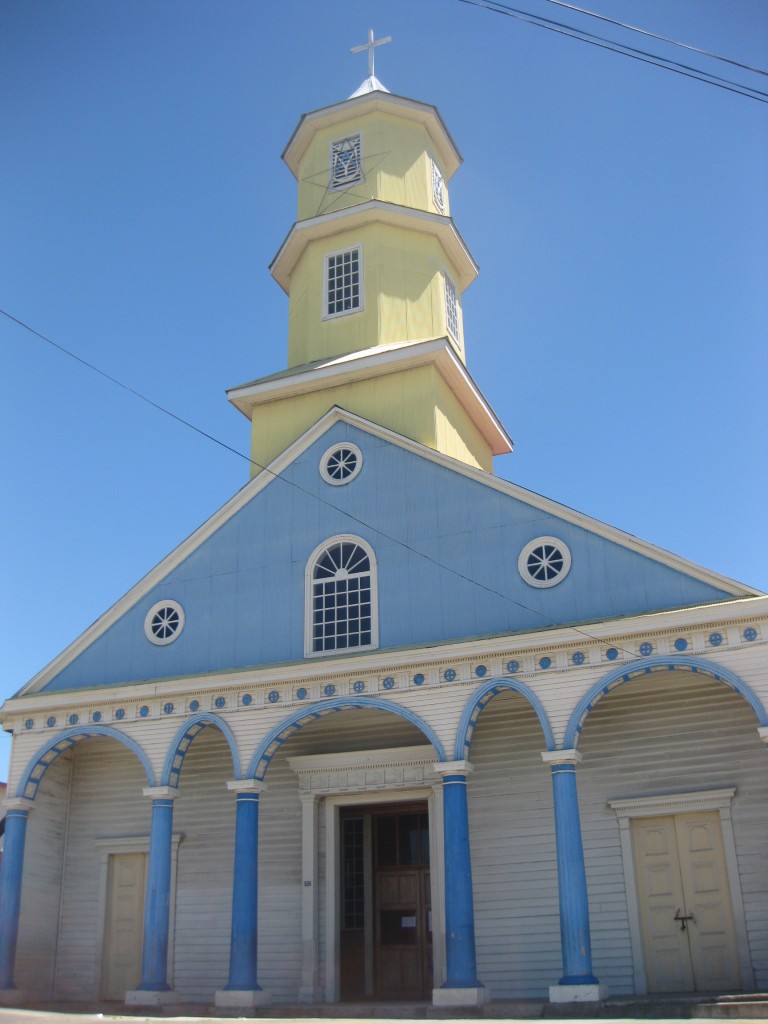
305;536;378;656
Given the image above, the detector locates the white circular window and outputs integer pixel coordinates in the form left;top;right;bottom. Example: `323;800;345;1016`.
320;443;363;485
518;537;572;589
145;600;185;645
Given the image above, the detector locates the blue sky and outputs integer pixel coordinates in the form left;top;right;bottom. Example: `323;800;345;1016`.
1;0;766;772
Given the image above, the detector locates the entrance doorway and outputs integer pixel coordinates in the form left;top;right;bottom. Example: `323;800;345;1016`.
631;811;741;992
101;852;146;999
340;804;432;1000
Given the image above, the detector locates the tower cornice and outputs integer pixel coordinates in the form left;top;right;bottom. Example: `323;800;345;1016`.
283;89;462;180
227;337;513;457
270;200;478;294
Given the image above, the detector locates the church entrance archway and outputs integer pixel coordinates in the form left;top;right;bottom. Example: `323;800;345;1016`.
340;802;432;1001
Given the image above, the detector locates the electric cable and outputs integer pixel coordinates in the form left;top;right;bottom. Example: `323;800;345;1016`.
458;0;768;104
539;0;768;78
1;305;674;660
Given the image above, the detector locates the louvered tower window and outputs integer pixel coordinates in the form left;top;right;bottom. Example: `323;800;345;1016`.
331;134;362;189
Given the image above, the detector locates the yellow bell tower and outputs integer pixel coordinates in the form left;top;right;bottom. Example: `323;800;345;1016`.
228;37;512;474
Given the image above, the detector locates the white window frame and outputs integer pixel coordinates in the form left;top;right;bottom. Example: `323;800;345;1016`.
319;442;364;486
323;244;364;320
330;133;363;190
304;534;378;657
432;158;446;214
144;600;185;646
444;273;460;343
518;536;572;589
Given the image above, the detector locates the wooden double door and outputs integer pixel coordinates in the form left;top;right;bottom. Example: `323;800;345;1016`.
340;804;432;1000
632;811;741;993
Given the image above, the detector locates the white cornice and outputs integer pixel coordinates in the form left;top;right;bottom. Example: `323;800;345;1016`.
269;201;478;293
9;407;763;699
282;90;462;180
227;337;513;456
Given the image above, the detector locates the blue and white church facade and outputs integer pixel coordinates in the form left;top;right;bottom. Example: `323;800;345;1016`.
1;66;766;1012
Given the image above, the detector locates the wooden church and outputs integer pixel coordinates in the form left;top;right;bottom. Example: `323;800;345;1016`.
1;39;766;1011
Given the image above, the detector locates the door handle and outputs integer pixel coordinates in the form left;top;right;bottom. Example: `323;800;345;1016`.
674;908;695;931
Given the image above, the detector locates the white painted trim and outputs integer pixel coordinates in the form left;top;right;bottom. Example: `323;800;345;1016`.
270;201;478;293
541;749;582;767
319;442;363;486
608;788;754;994
93;833;183;998
322;243;365;321
227;337;512;456
298;794;319;1002
289;745;435;774
10;401;762;698
303;533;379;658
518;536;572;590
143;600;185;647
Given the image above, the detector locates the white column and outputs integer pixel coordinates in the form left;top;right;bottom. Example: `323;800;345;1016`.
298;793;319;1002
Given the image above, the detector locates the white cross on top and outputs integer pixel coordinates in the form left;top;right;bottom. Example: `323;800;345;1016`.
350;28;392;78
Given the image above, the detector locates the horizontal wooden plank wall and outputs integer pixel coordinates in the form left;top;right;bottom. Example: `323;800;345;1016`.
170;727;234;1001
53;738;150;1000
578;673;768;994
15;751;71;997
468;688;561;998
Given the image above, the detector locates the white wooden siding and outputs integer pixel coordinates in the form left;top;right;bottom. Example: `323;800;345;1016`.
15;751;71;997
170;727;234;1001
53;738;150;1000
578;673;768;994
468;688;561;998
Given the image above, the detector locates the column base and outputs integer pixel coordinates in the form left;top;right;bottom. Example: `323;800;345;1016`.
125;988;177;1007
215;988;272;1008
0;989;24;1006
433;985;489;1007
549;983;608;1003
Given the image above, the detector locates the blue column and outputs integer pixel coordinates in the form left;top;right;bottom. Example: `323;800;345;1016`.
0;802;32;990
137;788;177;993
436;764;482;990
544;751;599;986
224;787;262;992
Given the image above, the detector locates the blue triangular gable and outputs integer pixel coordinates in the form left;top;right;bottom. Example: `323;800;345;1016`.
38;417;743;692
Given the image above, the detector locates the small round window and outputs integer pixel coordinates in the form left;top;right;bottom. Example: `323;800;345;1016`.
145;600;185;645
518;537;572;589
320;443;363;485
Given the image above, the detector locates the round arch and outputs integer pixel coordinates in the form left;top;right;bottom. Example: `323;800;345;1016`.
16;725;155;801
247;696;447;781
563;654;768;750
454;676;556;760
160;712;241;787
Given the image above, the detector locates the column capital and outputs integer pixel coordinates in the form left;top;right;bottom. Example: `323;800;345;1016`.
757;726;768;745
227;779;267;795
433;759;473;777
541;749;582;767
3;797;35;814
142;785;179;801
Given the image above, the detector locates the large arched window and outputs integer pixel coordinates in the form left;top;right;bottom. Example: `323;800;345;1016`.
305;536;378;656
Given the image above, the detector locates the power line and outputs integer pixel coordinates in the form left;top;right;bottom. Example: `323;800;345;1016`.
539;0;768;78
2;306;648;660
459;0;768;104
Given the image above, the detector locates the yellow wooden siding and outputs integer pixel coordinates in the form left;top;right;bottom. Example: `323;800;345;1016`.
296;111;449;222
248;366;492;473
286;224;463;368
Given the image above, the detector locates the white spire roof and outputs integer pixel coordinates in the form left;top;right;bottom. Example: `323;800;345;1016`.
349;74;390;98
